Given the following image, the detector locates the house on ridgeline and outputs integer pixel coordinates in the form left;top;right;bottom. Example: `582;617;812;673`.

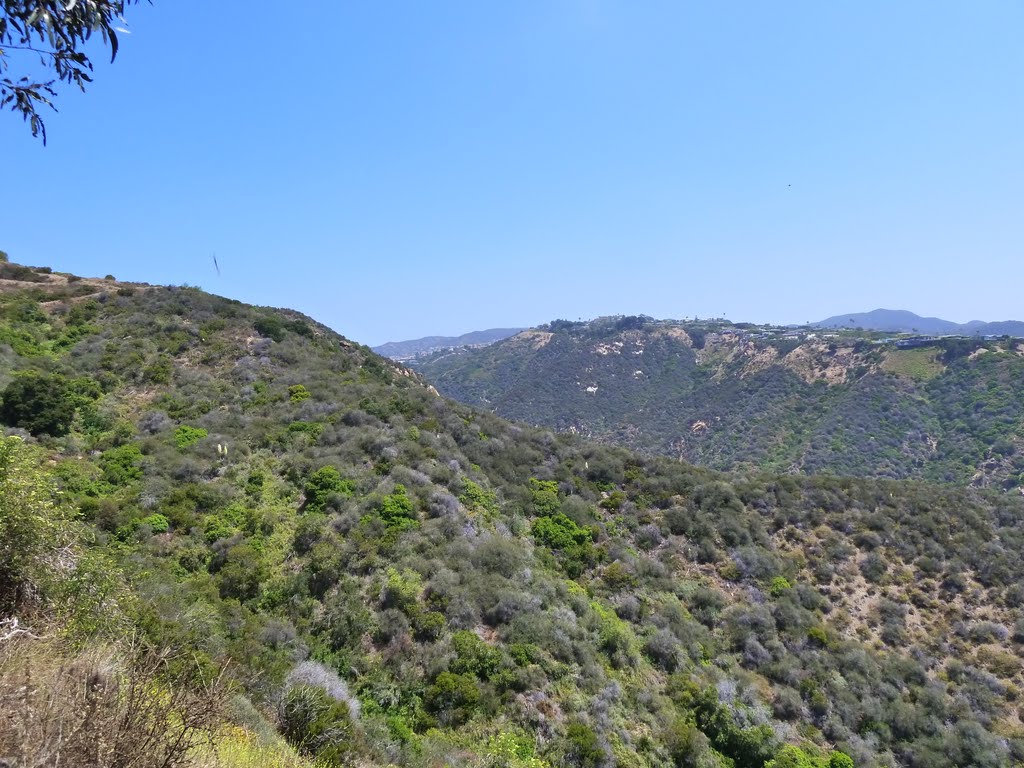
895;336;937;349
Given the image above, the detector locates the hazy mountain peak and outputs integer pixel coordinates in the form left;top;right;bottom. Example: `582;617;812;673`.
373;327;525;361
815;308;1024;336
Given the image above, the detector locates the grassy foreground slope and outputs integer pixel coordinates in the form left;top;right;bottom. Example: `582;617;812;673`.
0;264;1022;767
416;317;1024;487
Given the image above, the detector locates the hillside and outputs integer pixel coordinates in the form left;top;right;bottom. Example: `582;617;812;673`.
374;328;525;361
1;266;1023;767
815;309;1024;337
416;316;1024;487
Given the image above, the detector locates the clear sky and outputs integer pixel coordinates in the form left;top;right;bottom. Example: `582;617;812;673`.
2;2;1022;345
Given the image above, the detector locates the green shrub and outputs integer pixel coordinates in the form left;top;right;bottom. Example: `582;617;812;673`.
766;745;820;768
1;372;77;436
319;584;373;651
460;478;498;516
664;720;722;768
99;445;143;486
599;490;626;511
425;671;479;726
287;319;314;338
378;484;417;530
529;478;561;516
143;356;174;384
508;642;542;667
279;684;354;765
531;514;592;551
140;513;170;533
254;316;285;342
532;513;595;576
765;745;852;768
563;723;604;768
305;466;354;512
288;384;311;403
380;567;421;614
806;626;830;648
214;542;267;601
602;560;636;590
173;425;208;449
486;731;543;766
203;516;236;544
412;610;446;640
293;513;326;555
0;262;48;282
768;576;792;597
450;630;502;679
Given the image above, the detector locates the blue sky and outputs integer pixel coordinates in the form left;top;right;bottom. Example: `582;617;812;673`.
2;2;1022;345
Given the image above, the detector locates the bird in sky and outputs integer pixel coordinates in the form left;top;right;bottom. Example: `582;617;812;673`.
212;253;220;276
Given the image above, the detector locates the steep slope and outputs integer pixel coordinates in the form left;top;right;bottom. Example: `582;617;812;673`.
417;317;1024;487
1;267;1023;767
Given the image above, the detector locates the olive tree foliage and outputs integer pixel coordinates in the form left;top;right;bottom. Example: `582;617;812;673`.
1;0;143;143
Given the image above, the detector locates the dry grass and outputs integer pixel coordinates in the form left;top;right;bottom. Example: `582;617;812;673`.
192;727;317;768
881;347;945;381
0;634;227;768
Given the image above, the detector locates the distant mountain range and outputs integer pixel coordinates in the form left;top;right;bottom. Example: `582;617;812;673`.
814;309;1024;336
373;327;524;361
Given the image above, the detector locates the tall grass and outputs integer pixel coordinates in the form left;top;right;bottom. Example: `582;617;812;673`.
0;634;226;768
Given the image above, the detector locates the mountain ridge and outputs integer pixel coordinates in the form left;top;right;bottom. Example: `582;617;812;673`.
814;308;1024;336
373;327;525;361
416;315;1024;487
376;308;1024;362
